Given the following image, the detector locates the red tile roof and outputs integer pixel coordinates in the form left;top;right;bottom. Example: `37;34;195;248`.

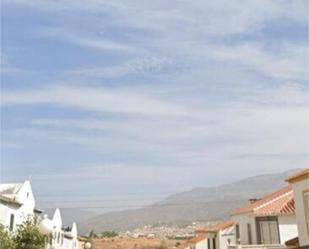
233;185;295;216
189;234;207;243
196;220;235;234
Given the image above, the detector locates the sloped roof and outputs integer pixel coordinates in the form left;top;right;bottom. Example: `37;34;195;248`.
188;234;207;243
233;185;295;216
0;183;22;195
0;183;23;206
285;237;299;246
286;169;309;183
209;220;234;232
196;220;235;234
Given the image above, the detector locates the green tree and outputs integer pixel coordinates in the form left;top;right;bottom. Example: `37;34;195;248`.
13;217;45;249
101;231;118;238
0;224;15;249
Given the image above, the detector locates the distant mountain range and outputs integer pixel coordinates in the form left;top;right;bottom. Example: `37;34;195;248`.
73;169;300;234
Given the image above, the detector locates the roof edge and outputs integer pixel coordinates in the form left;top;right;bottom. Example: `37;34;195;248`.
286;169;309;183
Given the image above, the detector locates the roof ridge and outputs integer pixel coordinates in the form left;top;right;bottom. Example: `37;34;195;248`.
253;189;293;212
233;185;293;215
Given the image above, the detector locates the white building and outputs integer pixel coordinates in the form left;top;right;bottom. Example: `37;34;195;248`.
231;185;298;248
0;180;42;232
44;208;79;249
196;221;236;249
0;180;82;249
181;234;208;249
286;169;309;249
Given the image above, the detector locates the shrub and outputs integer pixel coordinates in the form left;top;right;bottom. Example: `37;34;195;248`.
13;217;45;249
0;224;15;249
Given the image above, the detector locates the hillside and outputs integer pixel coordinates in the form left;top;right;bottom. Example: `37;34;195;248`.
78;169;300;234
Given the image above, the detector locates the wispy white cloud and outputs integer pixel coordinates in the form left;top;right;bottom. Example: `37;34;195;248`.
1;0;308;199
211;43;308;81
2;83;308;167
1;85;189;116
37;28;137;53
70;57;177;77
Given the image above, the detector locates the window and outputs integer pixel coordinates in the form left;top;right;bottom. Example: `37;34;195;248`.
235;224;240;244
247;223;252;244
207;238;211;249
256;216;280;245
213;238;216;249
303;191;309;236
9;214;14;231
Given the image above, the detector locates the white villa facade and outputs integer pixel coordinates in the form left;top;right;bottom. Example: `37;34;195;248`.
0;180;82;249
181;235;208;249
44;208;79;249
196;221;236;249
286;169;309;249
0;180;42;232
231;185;298;249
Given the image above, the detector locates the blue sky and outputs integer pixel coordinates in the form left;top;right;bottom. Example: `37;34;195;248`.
1;0;308;211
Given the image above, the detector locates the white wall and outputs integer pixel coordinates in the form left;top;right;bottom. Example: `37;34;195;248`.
0;181;36;232
277;215;298;244
62;237;78;249
219;226;236;249
291;178;309;247
232;214;257;245
44;209;80;249
195;238;208;249
233;214;298;246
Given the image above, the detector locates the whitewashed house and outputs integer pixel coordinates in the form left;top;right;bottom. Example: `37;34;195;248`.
62;222;79;249
181;234;208;249
0;180;42;232
43;208;79;249
196;221;236;249
286;169;309;249
231;185;298;249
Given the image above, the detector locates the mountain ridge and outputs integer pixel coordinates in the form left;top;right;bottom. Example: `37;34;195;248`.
78;168;301;234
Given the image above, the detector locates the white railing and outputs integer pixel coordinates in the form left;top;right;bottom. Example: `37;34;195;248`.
228;244;286;249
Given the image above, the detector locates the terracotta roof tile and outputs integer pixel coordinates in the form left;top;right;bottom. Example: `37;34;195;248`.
196;221;235;234
189;235;207;243
233;185;295;216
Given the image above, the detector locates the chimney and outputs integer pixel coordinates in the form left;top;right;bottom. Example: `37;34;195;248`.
249;198;260;204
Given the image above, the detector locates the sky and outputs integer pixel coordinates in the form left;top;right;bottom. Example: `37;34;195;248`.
0;0;308;211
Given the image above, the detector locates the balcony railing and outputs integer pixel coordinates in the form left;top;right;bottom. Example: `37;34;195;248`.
228;244;286;249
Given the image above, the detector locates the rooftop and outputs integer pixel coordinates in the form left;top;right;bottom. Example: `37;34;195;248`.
188;234;207;243
286;169;309;183
0;183;23;206
196;220;235;234
233;185;295;216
